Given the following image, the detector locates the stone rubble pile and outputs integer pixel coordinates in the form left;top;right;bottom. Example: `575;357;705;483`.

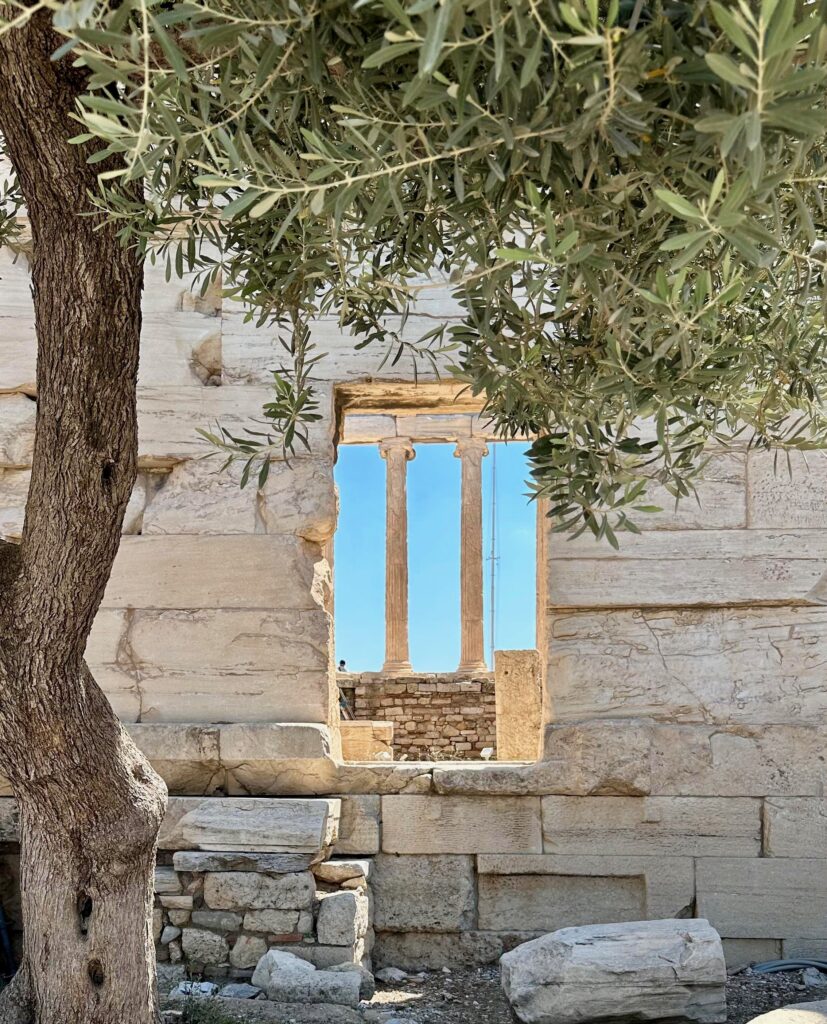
501;918;727;1024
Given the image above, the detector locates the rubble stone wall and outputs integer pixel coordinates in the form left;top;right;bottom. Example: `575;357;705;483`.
339;672;497;760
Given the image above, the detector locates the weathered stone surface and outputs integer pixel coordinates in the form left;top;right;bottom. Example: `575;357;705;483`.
204;871;315;911
748;450;827;529
372;854;475;933
547;607;827;726
764;798;827;858
218;983;263;1000
542;796;760;857
168;996;361;1024
495;650;543;762
0;467;29;541
374;931;506;970
228;760;433;798
638;452;747;531
159;797;339;853
174;851;318;874
326;962;375;1000
333;797;381;856
746;1000;827;1024
697;858;827;939
0;800;19;842
501;919;726;1024
269;943;367;969
340;721;394;762
155;868;183;894
230;934;268;969
242;909;300;934
0;394;35;467
722;939;782;970
783;940;827;960
251;950;361;1006
128;724;223;795
477;855;695;922
190;910;242;931
181;928;230;966
548;529;827;607
316;890;369;946
381;796;542;854
314;859;372;884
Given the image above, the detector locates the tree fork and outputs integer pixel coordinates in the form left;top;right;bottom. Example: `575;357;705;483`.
0;9;167;1024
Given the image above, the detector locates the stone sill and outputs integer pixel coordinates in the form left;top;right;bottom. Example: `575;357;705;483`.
337;671;495;683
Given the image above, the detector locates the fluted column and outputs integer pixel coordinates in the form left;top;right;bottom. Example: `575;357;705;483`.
455;437;489;672
380;437;415;674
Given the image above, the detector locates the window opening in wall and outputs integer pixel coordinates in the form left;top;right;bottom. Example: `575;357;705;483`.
334;413;543;764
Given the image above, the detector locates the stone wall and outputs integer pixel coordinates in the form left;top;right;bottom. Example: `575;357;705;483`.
339;673;496;760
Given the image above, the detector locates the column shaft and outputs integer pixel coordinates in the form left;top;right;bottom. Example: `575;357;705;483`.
455;438;489;672
380;438;415;673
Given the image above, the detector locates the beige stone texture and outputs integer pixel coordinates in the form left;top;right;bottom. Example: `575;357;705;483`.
204;871;315;911
748;1000;827;1024
0;394;35;467
316;890;370;946
548;607;827;725
477;854;694;923
157;797;339;853
748;450;827;528
542;796;761;857
242;909;300;934
722;939;782;970
229;934;268;969
696;857;827;938
371;854;476;933
763;798;827;858
332;796;381;857
495;650;543;761
548;529;827;607
381;795;542;854
181;928;230;966
339;721;394;762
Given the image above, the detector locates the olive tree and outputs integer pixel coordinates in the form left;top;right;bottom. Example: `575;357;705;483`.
1;2;826;1021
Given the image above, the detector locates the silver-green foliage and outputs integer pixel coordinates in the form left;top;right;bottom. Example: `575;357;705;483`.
3;0;827;542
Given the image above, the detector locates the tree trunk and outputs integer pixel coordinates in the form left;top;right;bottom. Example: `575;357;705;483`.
0;10;167;1024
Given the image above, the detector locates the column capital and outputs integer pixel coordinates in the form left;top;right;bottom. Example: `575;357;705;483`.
454;437;489;461
379;436;416;461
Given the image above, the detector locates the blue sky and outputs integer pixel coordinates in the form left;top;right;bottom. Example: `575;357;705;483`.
334;441;537;672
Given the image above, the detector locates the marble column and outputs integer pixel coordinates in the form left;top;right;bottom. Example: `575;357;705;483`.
380;437;415;674
455;437;489;673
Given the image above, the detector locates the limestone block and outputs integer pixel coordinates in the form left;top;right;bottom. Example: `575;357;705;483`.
764;798;827;857
158;797;340;853
479;872;644;933
251;949;361;1007
102;535;326;611
0;468;29;541
783;939;827;959
155;868;183;895
127;724;223;796
747;1000;827;1024
314;860;372;884
173;997;362;1024
722;939;782;970
371;854;475;932
340;721;394;762
191;910;242;931
547;607;827;726
257;459;337;543
696;857;827;938
139;315;221;388
137;384;334;462
204;871;315;911
500;919;727;1024
373;931;506;970
340;414;396;443
269;943;367;969
181;928;230;966
548;529;827;608
748;450;827;528
542;796;760;857
381;795;542;854
174;851;317;874
0;394;35;467
476;855;695;922
230;934;268;969
226;756;432;800
326;962;375;1000
153;908;163;943
495;650;543;762
333;797;381;856
316;890;369;947
242;909;300;934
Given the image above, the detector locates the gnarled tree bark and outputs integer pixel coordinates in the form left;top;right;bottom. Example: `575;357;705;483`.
0;10;167;1024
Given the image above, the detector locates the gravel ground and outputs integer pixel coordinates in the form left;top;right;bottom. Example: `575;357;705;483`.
362;965;827;1024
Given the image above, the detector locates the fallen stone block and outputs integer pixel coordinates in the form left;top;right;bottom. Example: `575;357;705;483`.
173;851;318;873
169;996;362;1023
500;918;727;1024
748;1001;827;1024
328;961;376;999
316;890;370;946
251;949;361;1007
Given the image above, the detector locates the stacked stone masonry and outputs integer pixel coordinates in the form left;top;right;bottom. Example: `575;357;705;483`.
339;672;496;760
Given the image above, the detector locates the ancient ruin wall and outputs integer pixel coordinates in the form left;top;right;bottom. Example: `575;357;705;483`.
340;673;496;760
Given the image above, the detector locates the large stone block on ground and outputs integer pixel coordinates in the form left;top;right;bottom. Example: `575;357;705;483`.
547;606;827;726
251;950;361;1007
500;919;727;1024
747;1000;827;1024
542;796;760;857
697;858;827;939
548;529;827;607
372;854;475;932
381;795;542;853
158;797;339;853
477;854;695;927
204;871;315;911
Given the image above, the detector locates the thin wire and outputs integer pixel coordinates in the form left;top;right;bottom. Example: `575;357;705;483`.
488;444;498;668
